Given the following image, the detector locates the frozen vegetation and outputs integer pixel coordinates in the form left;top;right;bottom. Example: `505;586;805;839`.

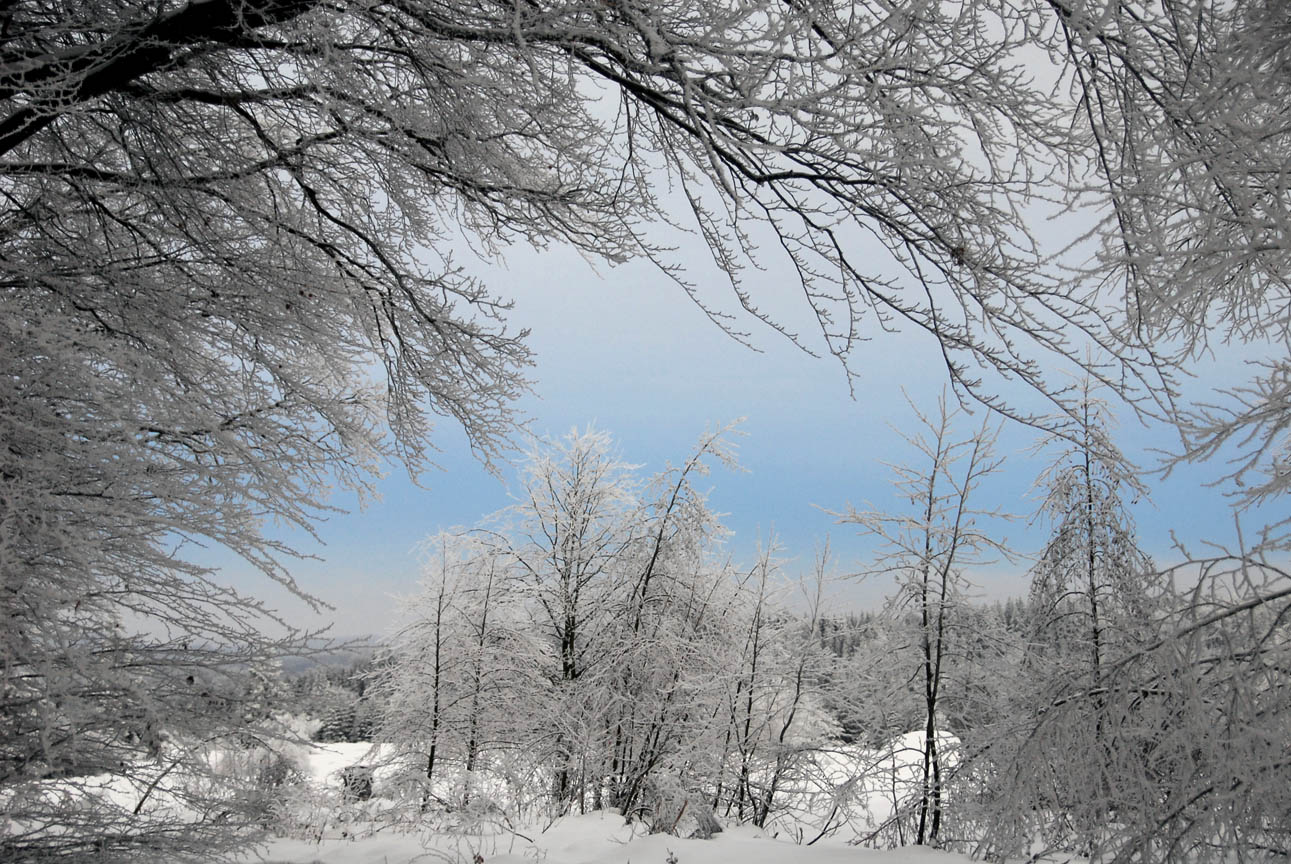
17;418;1288;864
244;739;975;864
6;1;1291;862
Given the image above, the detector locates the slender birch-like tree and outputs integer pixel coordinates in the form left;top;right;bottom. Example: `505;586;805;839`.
838;394;1009;846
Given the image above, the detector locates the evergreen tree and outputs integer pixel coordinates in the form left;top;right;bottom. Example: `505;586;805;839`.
1028;384;1155;689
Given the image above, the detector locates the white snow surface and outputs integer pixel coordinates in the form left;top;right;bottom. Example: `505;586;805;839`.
250;810;971;864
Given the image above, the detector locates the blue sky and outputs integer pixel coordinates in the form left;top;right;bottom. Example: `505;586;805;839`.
218;237;1275;638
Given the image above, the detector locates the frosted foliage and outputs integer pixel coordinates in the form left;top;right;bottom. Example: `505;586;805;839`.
4;0;1291;859
0;304;337;861
966;397;1290;863
373;533;540;812
975;554;1291;863
376;427;832;834
6;0;1291;445
965;387;1162;858
1051;0;1291;509
1029;388;1155;674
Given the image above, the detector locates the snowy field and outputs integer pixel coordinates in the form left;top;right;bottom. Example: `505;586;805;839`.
250;811;971;864
241;735;976;864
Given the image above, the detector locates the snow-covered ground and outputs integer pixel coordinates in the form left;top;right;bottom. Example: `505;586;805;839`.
246;735;972;864
250;809;972;864
6;732;979;864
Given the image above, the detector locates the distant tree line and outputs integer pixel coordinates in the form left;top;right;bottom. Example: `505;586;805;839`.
287;657;388;744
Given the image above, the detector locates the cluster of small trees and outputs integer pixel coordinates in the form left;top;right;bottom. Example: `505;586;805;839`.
288;656;387;744
828;394;1291;862
372;427;835;835
365;404;1291;862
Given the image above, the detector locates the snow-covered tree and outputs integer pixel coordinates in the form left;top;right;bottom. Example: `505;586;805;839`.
964;388;1159;857
743;548;840;831
6;0;1291;857
497;428;640;808
378;426;749;827
968;391;1285;862
378;425;847;836
593;426;739;825
837;394;1010;846
978;548;1291;863
1028;383;1156;690
374;532;536;813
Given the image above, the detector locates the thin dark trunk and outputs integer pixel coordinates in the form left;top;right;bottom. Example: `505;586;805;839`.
1084;403;1104;694
715;679;742;814
916;458;938;846
423;586;446;810
463;566;495;807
